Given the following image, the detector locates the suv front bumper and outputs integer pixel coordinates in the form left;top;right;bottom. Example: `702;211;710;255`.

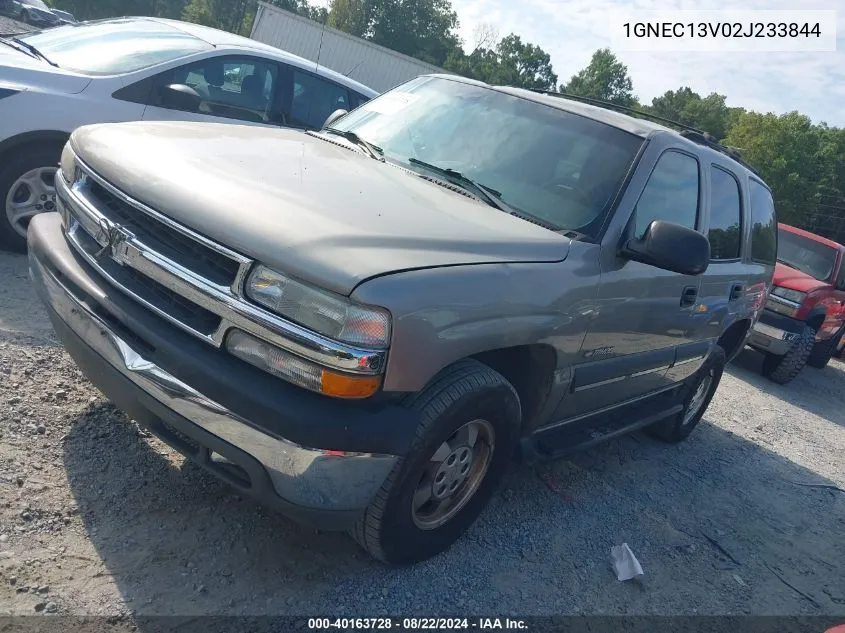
28;213;403;530
747;309;805;356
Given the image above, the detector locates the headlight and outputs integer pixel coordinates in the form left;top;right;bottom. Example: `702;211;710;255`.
771;286;806;304
226;329;381;398
59;144;77;184
246;265;391;348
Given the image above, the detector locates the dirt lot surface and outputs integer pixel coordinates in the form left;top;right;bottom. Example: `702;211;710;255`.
0;250;843;626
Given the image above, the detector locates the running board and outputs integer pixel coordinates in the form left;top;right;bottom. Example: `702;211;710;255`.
520;402;683;464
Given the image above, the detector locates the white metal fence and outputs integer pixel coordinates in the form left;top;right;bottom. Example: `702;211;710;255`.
250;2;450;93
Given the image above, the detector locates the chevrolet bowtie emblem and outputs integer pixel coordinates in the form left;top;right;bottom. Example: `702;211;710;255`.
94;218;134;262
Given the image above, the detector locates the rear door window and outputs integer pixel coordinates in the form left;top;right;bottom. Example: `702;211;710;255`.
708;166;743;260
749;180;777;264
160;56;280;124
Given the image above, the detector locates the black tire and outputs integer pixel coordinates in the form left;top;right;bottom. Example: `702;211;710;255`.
645;346;726;443
761;325;815;384
352;359;521;565
807;331;841;369
0;145;63;252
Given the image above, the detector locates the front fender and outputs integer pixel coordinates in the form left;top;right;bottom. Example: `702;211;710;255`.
350;243;602;392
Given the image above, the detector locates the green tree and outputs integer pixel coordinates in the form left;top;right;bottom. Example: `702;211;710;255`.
493;34;557;90
46;0;176;20
444;34;556;90
327;0;369;35
725;111;824;225
648;87;731;140
327;0;461;66
561;48;636;107
181;0;249;32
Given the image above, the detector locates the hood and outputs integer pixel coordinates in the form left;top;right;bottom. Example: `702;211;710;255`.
0;44;91;94
773;262;830;293
70;121;571;295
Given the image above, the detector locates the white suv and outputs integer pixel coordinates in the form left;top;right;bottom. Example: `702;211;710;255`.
0;17;377;251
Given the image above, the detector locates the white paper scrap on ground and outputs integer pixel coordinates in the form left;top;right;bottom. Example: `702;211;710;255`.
611;543;644;581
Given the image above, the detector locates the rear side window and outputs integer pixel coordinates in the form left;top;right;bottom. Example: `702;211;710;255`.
749;181;777;264
708;166;742;260
634;151;700;238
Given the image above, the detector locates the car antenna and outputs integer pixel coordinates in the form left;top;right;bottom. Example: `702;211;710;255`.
315;0;328;69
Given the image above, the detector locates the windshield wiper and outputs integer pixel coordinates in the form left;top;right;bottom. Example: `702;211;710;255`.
407;158;561;230
407;158;510;211
4;38;57;67
322;128;384;161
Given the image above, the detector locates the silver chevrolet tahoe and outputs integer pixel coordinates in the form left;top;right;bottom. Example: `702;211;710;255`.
29;74;776;565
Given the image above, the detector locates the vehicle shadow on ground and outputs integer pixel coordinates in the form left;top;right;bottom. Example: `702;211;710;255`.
62;399;845;620
729;347;845;429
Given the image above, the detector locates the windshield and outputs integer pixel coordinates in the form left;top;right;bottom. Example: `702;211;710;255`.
777;228;838;282
25;0;50;9
18;19;213;75
331;76;643;235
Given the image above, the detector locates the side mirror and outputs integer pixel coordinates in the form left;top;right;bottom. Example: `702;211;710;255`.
621;220;710;276
158;83;202;111
323;108;348;129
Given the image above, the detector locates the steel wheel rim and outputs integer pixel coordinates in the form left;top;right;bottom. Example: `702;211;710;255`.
412;419;495;530
683;369;713;425
5;166;57;238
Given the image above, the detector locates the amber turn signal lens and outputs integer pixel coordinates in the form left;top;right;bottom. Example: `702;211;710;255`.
320;370;381;399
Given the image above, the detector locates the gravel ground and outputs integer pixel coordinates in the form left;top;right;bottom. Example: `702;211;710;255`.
0;249;843;626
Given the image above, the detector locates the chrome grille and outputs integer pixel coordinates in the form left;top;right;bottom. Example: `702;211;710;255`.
55;155;387;376
69;223;221;335
86;180;240;287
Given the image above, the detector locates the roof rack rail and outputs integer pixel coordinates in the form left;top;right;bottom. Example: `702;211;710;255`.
527;89;707;134
677;130;761;176
527;89;761;176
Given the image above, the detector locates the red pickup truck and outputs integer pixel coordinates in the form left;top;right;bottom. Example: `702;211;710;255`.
747;223;845;384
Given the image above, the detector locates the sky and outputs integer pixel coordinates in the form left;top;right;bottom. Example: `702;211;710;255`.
448;0;845;126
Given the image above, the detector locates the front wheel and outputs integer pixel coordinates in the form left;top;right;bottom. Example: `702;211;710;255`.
0;146;62;252
646;346;726;443
352;359;521;565
762;325;815;384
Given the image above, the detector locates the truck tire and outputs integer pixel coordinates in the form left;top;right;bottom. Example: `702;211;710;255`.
646;346;725;443
807;331;842;369
762;325;815;384
0;145;62;252
352;359;521;565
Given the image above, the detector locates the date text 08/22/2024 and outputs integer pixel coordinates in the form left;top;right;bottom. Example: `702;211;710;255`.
307;618;528;630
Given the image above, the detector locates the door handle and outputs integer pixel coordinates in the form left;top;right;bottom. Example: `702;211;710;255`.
681;286;698;307
730;283;744;301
